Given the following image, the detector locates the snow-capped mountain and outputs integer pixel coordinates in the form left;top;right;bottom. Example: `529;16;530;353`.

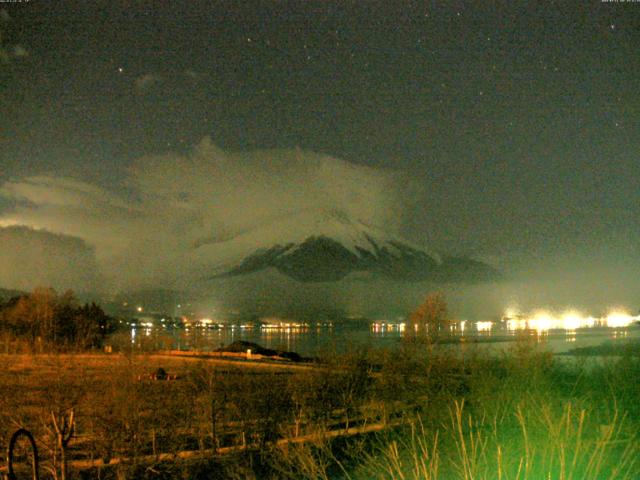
193;209;500;283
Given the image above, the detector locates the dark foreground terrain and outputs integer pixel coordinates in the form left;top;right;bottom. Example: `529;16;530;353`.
0;338;638;479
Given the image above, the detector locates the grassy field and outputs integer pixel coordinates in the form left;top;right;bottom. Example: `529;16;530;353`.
0;338;638;479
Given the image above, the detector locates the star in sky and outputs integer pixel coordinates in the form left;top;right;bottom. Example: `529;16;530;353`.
0;0;638;260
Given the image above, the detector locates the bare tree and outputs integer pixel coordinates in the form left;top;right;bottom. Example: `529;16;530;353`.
407;292;450;342
50;409;74;480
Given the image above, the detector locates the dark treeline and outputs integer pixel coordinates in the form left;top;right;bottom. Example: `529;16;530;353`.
0;287;115;351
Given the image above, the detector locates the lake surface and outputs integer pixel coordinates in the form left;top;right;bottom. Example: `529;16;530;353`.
124;318;640;357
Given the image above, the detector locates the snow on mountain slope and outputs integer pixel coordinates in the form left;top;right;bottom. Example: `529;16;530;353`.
193;209;423;263
191;208;498;283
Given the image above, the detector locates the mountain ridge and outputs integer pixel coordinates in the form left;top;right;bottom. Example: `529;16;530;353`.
197;209;500;283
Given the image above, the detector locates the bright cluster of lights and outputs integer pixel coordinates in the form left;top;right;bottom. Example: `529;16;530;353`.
190;319;255;329
502;308;640;333
605;311;637;328
368;308;639;338
261;319;309;330
476;321;493;333
371;321;406;333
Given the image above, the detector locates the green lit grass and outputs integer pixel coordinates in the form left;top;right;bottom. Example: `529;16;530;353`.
0;339;639;479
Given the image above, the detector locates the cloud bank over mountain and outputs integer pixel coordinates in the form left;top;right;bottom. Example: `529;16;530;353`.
0;225;98;292
2;138;638;318
0;138;412;293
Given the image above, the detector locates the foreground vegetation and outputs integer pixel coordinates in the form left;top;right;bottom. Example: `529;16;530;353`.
0;290;637;478
0;338;638;479
0;288;114;352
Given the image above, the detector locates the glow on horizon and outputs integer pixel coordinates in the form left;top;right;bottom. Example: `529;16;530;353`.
476;321;492;332
605;311;638;328
503;308;639;333
560;310;589;330
0;218;23;228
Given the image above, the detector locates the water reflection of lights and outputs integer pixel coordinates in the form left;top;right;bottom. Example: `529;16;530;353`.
261;322;309;330
369;309;639;338
371;321;406;334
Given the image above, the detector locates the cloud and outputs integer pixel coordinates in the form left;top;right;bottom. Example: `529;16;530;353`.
184;69;201;80
0;226;99;292
134;73;161;92
127;137;402;237
1;175;130;209
0;139;407;292
0;176;143;261
12;45;28;58
134;70;205;93
2;138;637;317
0;11;29;63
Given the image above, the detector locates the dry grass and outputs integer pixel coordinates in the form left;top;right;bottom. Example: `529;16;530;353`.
1;343;639;479
358;400;639;480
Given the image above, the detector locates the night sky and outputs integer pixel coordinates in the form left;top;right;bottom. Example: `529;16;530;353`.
1;1;639;305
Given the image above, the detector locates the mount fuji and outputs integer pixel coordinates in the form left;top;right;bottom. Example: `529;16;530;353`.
192;209;500;284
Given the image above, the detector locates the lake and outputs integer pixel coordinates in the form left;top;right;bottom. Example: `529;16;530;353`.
123;315;640;357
